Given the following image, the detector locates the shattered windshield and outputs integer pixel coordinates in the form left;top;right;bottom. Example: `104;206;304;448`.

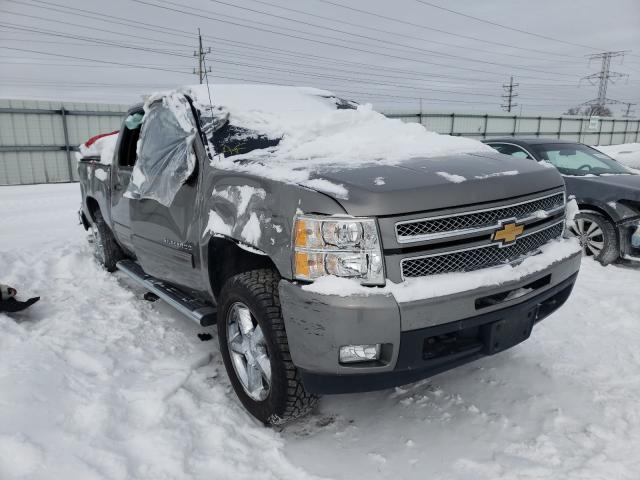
199;95;357;158
211;123;281;158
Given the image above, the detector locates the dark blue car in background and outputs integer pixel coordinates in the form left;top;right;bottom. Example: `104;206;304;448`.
484;138;640;265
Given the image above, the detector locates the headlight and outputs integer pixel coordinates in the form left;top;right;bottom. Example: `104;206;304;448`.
293;215;384;285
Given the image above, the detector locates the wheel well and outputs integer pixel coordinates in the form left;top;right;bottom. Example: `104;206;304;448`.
577;202;623;245
577;202;612;222
208;238;279;298
85;196;100;222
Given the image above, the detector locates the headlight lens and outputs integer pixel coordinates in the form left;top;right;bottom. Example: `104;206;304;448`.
293;215;384;285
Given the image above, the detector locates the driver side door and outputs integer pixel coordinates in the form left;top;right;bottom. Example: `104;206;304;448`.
128;97;205;291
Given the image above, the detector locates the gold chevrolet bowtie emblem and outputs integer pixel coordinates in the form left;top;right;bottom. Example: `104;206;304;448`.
493;222;524;245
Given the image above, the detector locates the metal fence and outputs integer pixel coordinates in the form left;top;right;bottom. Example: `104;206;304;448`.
387;112;640;146
1;99;639;185
0;99;128;185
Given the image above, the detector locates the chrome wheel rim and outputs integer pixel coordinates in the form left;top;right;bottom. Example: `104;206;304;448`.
569;218;605;257
226;302;271;401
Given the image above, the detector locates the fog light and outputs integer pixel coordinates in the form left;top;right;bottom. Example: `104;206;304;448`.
339;344;381;363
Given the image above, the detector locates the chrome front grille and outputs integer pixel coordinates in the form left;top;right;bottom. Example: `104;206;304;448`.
396;192;565;243
401;221;564;278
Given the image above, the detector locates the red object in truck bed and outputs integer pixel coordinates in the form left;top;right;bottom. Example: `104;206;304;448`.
84;130;119;148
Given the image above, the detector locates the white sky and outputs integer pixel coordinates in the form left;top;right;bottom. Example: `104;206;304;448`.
0;0;639;115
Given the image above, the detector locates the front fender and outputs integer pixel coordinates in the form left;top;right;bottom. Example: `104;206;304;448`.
197;165;346;282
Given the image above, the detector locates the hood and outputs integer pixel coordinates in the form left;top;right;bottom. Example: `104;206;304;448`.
569;173;640;190
565;173;640;203
306;152;565;216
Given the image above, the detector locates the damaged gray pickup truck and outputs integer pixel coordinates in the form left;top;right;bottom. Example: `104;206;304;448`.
78;85;581;425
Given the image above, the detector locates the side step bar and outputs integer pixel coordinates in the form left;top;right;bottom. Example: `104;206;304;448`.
116;259;217;326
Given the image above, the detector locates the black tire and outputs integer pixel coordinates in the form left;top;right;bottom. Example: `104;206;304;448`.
91;211;124;272
570;212;619;265
217;269;317;425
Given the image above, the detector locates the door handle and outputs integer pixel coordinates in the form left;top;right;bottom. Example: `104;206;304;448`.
113;183;122;191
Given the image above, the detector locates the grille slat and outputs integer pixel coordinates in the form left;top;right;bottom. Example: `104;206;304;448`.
401;222;564;278
396;192;565;240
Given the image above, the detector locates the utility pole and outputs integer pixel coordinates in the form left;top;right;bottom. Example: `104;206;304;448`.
193;28;212;84
580;51;628;115
501;76;518;113
622;102;636;118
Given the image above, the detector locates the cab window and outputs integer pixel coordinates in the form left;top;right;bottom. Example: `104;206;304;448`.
118;111;143;168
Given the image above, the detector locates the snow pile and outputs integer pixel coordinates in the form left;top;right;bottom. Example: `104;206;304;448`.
474;170;519;179
2;183;640;480
176;84;493;186
594;142;640;170
0;184;318;480
436;171;466;183
303;237;580;302
76;131;119;165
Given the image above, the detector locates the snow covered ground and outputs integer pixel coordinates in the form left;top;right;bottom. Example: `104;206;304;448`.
2;183;640;480
594;142;640;170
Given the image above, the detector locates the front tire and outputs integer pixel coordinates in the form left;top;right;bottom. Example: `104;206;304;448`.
569;212;619;265
217;269;317;425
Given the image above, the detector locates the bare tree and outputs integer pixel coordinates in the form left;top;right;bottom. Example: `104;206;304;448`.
563;105;612;116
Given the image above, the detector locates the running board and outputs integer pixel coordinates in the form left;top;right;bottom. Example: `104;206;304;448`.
116;260;217;326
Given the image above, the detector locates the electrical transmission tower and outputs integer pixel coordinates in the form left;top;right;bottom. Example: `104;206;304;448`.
580;51;628;115
193;28;212;84
501;76;518;112
622;102;636;118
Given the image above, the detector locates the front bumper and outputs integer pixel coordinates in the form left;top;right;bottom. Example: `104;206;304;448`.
279;250;581;394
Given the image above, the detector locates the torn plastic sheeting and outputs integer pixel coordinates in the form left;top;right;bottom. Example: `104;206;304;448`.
127;95;197;207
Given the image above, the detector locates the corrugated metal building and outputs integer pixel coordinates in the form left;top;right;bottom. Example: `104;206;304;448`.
0;99;127;185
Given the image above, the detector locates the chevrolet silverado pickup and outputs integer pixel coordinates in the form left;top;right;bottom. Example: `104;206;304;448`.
77;85;581;425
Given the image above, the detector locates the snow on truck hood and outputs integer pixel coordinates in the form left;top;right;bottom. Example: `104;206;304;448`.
154;85;503;193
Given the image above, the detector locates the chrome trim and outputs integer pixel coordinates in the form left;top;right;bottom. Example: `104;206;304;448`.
396;191;565;244
399;219;565;280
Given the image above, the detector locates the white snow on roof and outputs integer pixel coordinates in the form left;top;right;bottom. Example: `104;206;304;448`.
157;84;494;188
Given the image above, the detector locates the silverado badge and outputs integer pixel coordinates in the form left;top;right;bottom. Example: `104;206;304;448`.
492;221;524;247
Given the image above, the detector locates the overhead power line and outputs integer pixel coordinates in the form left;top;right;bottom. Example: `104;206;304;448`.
8;0;591;87
200;0;580;75
240;0;584;64
134;0;578;80
0;46;194;76
413;0;603;51
0;18;589;100
311;0;580;58
0;22;557;99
